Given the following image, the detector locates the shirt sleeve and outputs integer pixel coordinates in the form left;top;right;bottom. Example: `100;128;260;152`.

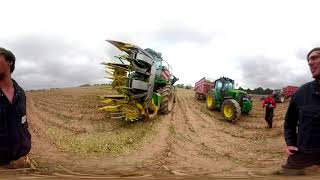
284;95;298;146
262;98;267;107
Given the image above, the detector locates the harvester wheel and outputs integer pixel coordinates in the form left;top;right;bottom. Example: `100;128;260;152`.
206;93;215;110
221;99;241;123
159;85;174;114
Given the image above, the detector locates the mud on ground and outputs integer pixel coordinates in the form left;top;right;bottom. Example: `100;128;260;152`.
7;86;320;178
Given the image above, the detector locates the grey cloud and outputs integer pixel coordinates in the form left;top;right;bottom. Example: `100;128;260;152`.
2;35;106;90
296;43;320;61
295;48;308;60
237;56;311;89
149;24;214;44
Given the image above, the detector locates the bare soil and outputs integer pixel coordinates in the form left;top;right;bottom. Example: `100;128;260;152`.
3;86;320;178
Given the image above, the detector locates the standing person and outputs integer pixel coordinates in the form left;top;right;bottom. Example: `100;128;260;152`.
0;47;31;167
277;47;320;175
262;94;276;128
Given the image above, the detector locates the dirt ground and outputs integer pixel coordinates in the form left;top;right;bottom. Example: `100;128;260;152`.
3;86;320;179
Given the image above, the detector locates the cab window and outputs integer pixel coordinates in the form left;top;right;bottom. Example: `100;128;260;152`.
215;81;223;90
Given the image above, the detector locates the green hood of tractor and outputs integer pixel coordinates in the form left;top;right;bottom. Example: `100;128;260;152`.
226;89;252;113
226;89;249;100
227;89;247;95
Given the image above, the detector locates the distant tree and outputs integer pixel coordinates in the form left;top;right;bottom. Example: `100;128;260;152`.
246;88;253;94
264;88;273;95
256;87;264;94
185;84;192;89
176;84;184;88
242;87;273;95
79;84;91;87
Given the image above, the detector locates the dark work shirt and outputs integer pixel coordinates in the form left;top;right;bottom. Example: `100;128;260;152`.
0;79;31;163
284;80;320;152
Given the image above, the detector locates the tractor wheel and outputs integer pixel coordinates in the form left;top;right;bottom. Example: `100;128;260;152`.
279;95;285;103
221;99;241;123
206;93;215;110
159;85;174;114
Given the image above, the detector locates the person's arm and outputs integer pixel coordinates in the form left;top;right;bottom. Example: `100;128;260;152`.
262;98;266;108
284;95;298;147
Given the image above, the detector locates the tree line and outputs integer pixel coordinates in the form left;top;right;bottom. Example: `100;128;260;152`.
176;84;274;95
237;87;273;95
175;84;192;89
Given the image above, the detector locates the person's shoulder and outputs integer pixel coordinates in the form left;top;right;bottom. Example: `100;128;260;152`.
12;79;26;95
294;81;314;96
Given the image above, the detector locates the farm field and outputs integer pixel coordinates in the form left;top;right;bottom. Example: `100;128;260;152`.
2;86;320;178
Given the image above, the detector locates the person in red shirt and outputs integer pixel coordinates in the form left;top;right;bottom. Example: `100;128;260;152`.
262;94;276;128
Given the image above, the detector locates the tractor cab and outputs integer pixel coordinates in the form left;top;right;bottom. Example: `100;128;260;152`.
214;77;235;91
213;77;235;103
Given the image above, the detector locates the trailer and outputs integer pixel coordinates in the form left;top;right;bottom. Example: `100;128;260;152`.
194;77;214;100
273;86;298;103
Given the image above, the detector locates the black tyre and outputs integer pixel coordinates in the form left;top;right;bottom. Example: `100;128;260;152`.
159;85;174;114
221;99;241;122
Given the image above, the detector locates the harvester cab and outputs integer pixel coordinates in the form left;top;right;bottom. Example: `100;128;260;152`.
99;40;177;121
206;77;252;122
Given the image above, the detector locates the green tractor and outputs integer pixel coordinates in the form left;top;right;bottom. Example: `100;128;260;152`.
206;77;252;122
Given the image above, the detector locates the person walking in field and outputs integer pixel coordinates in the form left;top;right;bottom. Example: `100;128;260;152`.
262;94;276;128
0;47;31;167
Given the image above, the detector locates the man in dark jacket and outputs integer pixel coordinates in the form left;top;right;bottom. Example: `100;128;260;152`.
0;47;31;167
277;47;320;175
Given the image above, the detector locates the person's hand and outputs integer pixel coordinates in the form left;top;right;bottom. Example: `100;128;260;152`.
284;146;298;155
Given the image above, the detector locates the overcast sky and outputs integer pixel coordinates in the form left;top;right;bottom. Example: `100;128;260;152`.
0;0;319;90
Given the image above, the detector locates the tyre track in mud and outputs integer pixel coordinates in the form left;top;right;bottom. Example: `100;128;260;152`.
136;92;226;176
137;113;176;175
156;89;288;176
157;90;238;175
176;97;197;133
29;99;92;133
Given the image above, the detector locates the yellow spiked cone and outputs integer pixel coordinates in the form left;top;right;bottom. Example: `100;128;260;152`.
99;105;121;112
